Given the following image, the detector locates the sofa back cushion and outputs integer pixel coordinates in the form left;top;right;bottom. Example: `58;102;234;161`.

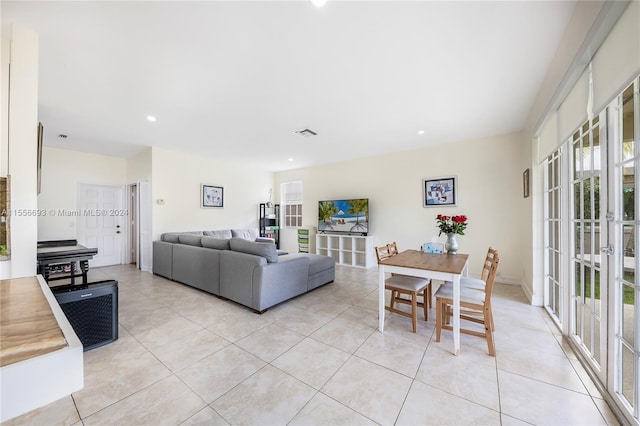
178;234;203;246
201;236;231;250
203;230;232;239
162;233;181;243
162;231;203;243
229;237;278;263
231;228;259;241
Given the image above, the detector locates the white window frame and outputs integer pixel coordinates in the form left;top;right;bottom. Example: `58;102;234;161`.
281;181;303;229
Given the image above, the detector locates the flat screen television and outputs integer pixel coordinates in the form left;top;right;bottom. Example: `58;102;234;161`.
318;198;369;235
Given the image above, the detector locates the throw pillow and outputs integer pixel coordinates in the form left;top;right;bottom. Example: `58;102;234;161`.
229;237;278;263
201;236;231;250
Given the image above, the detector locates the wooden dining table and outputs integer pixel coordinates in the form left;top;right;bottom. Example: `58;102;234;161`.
378;250;469;356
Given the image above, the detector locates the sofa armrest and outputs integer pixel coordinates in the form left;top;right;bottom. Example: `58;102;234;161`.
153;241;173;279
251;256;310;311
219;250;267;307
255;237;275;244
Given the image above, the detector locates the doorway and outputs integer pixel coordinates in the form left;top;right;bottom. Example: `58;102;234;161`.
552;78;640;424
77;183;124;267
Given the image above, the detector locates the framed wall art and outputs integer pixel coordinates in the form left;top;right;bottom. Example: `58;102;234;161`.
202;184;224;208
423;176;457;207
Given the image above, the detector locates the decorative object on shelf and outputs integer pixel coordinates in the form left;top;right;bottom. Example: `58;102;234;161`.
523;168;530;198
202;184;223;208
423;176;457;207
435;214;468;255
266;188;274;208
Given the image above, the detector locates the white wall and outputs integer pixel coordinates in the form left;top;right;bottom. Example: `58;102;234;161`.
3;25;39;278
37;146;126;241
151;147;274;240
126;148;152;183
276;132;525;282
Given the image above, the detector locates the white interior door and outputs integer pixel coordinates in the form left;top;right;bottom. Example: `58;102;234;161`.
78;183;124;267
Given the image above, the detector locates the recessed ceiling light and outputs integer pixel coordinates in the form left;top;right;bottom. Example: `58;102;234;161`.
288;158;294;162
418;130;425;135
147;115;157;122
310;0;327;7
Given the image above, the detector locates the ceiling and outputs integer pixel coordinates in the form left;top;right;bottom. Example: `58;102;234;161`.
1;1;577;172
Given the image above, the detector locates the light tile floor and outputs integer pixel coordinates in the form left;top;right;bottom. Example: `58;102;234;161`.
4;264;622;425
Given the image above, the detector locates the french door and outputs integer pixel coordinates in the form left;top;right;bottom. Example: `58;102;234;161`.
545;77;639;424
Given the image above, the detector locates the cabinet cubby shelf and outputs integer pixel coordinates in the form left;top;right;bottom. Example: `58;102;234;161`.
315;234;375;269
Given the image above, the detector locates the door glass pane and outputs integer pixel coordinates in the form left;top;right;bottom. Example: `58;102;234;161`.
584;179;592;220
595;268;601;316
576;262;583;297
574;182;582;219
594;317;601;364
621;283;635;347
591;175;600;220
623;160;635;221
622;345;635;405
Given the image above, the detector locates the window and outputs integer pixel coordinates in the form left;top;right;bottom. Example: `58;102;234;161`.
281;181;303;228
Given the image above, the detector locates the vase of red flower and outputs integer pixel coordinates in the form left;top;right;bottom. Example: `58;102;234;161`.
436;214;468;254
445;233;459;254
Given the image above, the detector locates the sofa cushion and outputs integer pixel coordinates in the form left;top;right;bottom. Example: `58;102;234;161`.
204;229;232;239
290;253;336;275
162;233;181;243
231;228;259;241
201;236;231;250
229;237;278;263
178;234;203;246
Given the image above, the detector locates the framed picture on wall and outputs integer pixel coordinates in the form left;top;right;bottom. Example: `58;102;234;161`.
423;176;457;207
202;184;223;208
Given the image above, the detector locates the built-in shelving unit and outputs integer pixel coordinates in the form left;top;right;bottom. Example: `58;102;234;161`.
259;203;280;249
315;234;375;268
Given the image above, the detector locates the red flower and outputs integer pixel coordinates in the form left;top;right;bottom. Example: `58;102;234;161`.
435;214;468;236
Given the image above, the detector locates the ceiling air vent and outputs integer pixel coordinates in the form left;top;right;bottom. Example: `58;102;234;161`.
294;129;317;137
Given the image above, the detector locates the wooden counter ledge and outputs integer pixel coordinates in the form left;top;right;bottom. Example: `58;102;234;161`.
0;276;68;367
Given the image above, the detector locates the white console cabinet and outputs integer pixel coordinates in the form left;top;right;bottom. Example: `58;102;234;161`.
315;234;375;268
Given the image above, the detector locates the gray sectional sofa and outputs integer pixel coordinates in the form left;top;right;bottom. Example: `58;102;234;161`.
152;229;335;312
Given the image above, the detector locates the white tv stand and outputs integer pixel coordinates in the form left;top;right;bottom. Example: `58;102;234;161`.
316;234;375;269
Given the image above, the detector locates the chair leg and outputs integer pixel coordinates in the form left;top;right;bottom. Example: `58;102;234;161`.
389;289;397;310
485;306;496;356
411;292;418;333
427;284;432;309
435;298;442;342
422;288;428;321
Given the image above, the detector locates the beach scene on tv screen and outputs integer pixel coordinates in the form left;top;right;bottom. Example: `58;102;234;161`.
318;199;368;233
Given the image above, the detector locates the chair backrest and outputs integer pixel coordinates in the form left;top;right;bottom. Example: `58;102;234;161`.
483;250;500;301
375;244;392;263
479;247;499;282
375;242;400;263
388;242;400;256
